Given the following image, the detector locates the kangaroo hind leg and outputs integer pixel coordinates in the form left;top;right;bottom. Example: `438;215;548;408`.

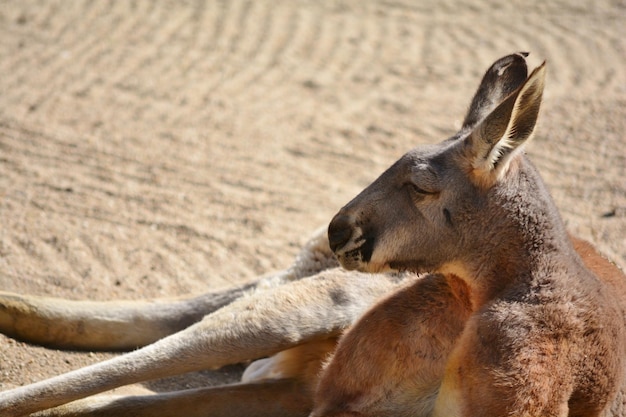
33;378;314;417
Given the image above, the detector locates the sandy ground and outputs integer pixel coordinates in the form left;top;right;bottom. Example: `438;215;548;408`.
0;0;624;397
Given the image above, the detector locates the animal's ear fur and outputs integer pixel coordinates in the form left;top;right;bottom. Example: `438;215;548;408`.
464;61;546;186
462;52;529;130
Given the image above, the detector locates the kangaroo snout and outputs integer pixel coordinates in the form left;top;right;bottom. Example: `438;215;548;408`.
328;212;377;271
328;214;353;253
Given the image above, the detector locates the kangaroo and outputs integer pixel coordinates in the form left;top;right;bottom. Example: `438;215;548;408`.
0;53;624;417
321;54;626;416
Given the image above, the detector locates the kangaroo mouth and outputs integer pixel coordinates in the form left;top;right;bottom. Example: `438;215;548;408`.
335;248;365;271
333;234;376;271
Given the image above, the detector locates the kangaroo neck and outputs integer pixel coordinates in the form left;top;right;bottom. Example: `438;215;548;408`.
443;162;577;310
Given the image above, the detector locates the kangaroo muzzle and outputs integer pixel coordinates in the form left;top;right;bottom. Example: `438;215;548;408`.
328;214;354;253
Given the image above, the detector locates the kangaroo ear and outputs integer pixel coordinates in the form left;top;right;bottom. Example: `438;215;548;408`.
462;52;529;130
465;61;546;185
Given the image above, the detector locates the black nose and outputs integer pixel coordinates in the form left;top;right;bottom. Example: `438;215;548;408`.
328;214;353;253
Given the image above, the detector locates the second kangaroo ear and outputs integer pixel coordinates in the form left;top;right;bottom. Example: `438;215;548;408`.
465;61;546;186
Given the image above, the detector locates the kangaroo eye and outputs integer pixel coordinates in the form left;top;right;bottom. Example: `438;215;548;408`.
408;183;435;196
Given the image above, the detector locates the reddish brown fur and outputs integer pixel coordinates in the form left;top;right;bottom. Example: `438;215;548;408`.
312;274;472;417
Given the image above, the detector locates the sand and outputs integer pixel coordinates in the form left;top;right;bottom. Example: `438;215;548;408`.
0;0;624;394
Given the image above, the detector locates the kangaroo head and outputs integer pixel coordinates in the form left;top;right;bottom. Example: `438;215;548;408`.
328;53;548;280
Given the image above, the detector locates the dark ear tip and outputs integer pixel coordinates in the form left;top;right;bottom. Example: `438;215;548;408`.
518;51;530;58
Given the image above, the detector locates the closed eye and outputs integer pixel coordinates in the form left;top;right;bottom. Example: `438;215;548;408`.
407;183;437;196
